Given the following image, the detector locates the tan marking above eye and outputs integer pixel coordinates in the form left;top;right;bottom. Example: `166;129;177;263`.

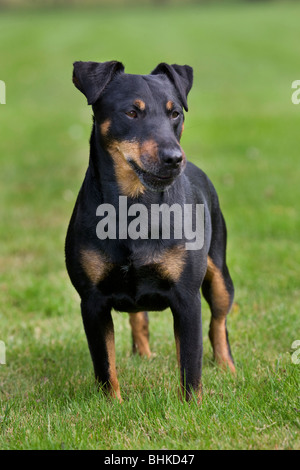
166;100;174;111
133;99;146;111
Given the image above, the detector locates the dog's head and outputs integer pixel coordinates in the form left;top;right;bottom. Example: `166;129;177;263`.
73;61;193;195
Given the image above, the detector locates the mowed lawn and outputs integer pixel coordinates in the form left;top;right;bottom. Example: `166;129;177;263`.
0;2;299;450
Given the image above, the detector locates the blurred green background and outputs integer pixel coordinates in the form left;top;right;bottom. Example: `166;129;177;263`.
0;0;299;450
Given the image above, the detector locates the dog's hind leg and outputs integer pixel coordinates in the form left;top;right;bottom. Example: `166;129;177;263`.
202;213;236;373
129;311;151;358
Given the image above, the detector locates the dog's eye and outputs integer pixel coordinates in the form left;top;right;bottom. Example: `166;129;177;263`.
171;111;180;120
126;110;138;119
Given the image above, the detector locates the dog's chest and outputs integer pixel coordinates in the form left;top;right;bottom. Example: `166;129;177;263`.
126;244;187;282
80;244;187;288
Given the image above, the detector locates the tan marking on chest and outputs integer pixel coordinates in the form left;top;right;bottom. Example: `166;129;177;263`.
80;249;113;284
154;245;187;282
133;246;187;282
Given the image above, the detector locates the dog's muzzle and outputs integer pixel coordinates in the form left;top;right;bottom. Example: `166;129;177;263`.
129;147;186;192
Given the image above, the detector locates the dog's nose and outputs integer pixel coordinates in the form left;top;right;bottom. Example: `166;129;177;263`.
160;147;183;168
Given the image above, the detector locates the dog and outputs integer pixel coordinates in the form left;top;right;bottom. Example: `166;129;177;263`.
65;60;235;402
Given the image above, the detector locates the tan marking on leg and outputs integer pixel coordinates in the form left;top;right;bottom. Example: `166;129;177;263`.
129;312;151;358
205;256;236;373
205;256;230;314
209;317;235;373
134;99;146;111
174;330;184;400
106;328;122;402
80;249;113;284
166;100;174;111
174;331;180;370
107;140;145;198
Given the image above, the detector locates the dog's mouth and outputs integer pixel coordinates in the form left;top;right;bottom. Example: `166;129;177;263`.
128;160;183;192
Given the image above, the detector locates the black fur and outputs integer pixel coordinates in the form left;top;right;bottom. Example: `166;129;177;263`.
65;61;235;401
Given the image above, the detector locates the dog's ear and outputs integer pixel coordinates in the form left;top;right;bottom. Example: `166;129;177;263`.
151;63;193;111
72;60;124;105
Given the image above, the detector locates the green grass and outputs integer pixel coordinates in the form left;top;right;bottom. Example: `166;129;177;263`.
0;2;300;450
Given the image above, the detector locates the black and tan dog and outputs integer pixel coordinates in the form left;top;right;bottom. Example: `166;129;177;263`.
65;60;235;402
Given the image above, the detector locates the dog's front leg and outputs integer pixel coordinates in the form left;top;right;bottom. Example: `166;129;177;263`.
81;295;122;402
171;292;203;402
